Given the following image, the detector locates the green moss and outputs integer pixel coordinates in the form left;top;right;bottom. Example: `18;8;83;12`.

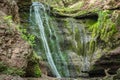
26;52;41;77
85;19;97;27
53;1;83;13
115;13;120;27
0;62;7;72
89;10;117;42
32;64;41;77
0;62;25;76
18;26;35;46
52;3;99;18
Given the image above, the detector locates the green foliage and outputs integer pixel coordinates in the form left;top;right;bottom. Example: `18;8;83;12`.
32;64;41;77
4;15;12;20
26;52;41;77
3;15;13;26
85;19;97;27
89;10;117;42
18;27;35;46
0;62;25;76
30;52;41;62
0;62;7;72
115;12;120;27
3;15;35;46
3;67;25;76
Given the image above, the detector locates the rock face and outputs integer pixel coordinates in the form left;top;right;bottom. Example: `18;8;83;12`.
0;0;42;77
0;75;24;80
89;47;120;77
0;0;20;23
17;0;32;23
39;61;53;77
114;68;120;80
0;11;32;69
50;0;120;17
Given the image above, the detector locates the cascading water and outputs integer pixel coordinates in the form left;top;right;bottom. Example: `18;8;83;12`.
68;19;96;74
30;2;61;78
29;2;71;78
48;18;70;77
29;2;97;78
78;24;91;72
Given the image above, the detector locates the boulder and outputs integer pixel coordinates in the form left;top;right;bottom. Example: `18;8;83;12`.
0;11;32;71
89;47;120;77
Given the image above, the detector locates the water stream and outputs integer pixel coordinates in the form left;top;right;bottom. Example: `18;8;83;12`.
68;19;91;72
29;2;97;78
30;2;61;78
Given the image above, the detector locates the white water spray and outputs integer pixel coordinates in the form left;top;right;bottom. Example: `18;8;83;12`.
30;2;61;78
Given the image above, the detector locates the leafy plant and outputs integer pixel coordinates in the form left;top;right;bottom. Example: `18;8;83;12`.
4;15;13;26
26;52;41;77
4;15;12;20
18;27;35;46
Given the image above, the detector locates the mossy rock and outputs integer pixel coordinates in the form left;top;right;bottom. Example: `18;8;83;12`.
0;62;25;76
0;62;7;72
113;68;120;80
26;62;41;77
25;52;41;77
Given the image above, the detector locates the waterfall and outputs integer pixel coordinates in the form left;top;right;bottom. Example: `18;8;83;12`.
29;2;97;78
48;18;70;77
30;2;61;78
78;24;90;72
68;19;95;73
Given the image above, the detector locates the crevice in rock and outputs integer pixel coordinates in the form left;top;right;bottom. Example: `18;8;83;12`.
51;12;98;20
50;12;71;18
74;12;98;20
108;7;120;10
